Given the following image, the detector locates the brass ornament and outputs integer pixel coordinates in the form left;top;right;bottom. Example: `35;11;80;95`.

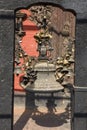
14;6;75;92
29;5;52;29
61;21;70;37
14;65;23;76
15;11;27;37
55;20;75;86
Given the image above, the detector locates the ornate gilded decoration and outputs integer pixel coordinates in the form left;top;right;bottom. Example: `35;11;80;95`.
29;5;53;61
29;5;52;29
14;5;75;92
55;21;75;86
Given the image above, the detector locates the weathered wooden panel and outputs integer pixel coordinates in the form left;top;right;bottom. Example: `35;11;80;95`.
51;7;75;59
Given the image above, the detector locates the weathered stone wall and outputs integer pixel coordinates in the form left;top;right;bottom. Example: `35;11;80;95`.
0;0;87;14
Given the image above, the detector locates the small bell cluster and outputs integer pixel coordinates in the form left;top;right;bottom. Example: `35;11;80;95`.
55;39;74;86
29;5;52;29
21;68;37;85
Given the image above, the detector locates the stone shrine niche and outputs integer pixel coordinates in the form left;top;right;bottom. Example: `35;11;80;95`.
14;4;76;92
0;0;87;130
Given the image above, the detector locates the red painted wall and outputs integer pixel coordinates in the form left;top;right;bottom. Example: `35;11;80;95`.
14;9;39;91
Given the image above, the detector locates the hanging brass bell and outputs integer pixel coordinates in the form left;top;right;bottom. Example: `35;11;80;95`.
57;57;63;64
15;58;20;64
61;81;68;86
68;57;74;63
55;72;63;82
72;48;75;53
57;72;63;78
65;54;70;59
61;67;69;73
56;65;63;70
63;59;69;65
68;51;72;56
57;57;61;60
66;70;74;77
55;73;60;81
14;65;22;76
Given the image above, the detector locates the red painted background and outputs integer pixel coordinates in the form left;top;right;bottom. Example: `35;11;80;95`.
14;10;39;91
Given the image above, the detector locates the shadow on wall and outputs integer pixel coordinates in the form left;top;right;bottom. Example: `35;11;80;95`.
13;92;71;130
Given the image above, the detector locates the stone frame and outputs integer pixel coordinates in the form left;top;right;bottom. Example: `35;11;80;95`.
0;0;87;130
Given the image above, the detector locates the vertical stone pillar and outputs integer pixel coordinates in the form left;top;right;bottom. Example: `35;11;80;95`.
75;14;87;86
72;13;87;130
0;10;14;130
